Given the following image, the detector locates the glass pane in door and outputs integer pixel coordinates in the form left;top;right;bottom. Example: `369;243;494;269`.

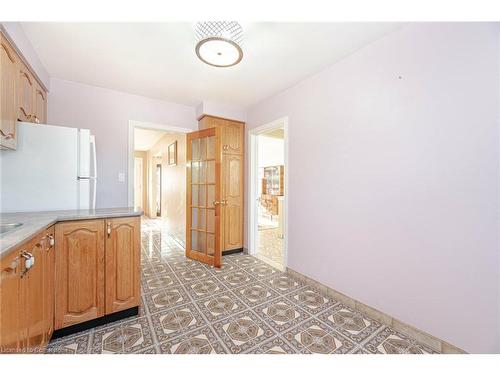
186;128;221;267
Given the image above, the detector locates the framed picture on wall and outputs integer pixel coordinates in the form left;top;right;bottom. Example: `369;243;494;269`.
168;141;177;165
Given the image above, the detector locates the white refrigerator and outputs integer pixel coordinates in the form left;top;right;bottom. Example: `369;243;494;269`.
0;122;97;212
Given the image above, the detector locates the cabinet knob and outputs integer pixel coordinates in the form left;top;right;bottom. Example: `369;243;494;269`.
45;234;55;248
107;222;112;237
20;251;34;276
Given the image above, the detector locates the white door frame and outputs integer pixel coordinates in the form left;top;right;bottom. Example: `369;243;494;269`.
127;120;193;208
248;116;289;269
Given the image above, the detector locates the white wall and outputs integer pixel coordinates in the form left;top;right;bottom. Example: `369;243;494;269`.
247;23;500;353
258;135;284;168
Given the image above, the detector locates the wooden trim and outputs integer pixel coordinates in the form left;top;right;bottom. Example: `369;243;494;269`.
197;113;245;124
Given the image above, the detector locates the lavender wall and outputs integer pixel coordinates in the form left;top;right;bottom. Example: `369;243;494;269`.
247;23;500;353
48;78;197;208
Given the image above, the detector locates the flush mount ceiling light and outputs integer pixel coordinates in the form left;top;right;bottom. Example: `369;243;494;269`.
195;21;243;67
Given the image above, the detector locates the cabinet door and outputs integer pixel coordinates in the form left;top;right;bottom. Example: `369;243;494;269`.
0;250;22;353
0;33;18;149
33;80;47;124
43;226;55;341
222;121;244;155
222;154;244;250
18;62;34;123
105;217;141;314
23;238;46;351
55;220;105;329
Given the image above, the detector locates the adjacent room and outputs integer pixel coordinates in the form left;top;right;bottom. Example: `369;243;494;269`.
253;126;286;270
1;12;500;364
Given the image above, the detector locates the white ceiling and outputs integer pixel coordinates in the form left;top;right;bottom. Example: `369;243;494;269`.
21;22;403;108
134;128;167;151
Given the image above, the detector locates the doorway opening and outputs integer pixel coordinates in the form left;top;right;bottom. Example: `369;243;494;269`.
129;121;191;248
249;117;288;271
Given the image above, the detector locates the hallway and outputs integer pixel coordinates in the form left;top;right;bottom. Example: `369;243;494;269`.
45;218;437;354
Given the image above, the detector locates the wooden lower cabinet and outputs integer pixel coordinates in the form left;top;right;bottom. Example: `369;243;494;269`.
0;216;140;353
0;226;54;353
55;219;105;329
0;249;22;352
55;216;141;329
105;217;141;314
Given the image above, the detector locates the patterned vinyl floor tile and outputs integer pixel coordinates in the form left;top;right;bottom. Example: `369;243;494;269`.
252;296;312;333
159;326;228;354
149;302;207;343
363;327;438;354
183;276;229;300
195;290;248;323
232;280;281;307
317;303;382;343
283;318;356;354
45;217;440;355
285;287;337;314
143;285;191;313
212;310;275;354
244;335;297;354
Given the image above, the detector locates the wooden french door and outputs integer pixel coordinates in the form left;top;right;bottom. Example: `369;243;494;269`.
186;128;222;268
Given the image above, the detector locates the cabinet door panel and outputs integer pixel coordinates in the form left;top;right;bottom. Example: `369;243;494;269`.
222;154;244;250
24;239;45;350
55;220;105;329
43;226;55;341
18;63;34;122
0;250;22;352
222;122;244;155
0;33;18;149
105;217;141;314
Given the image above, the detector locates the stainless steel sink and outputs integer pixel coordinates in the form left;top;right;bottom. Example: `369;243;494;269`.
0;223;23;235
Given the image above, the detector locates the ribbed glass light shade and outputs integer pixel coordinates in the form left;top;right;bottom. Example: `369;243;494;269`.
195;21;243;67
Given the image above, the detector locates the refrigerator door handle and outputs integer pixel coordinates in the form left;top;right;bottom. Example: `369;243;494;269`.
77;176;97;180
90;135;97;209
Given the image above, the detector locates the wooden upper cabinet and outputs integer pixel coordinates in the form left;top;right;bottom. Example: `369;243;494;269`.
33;80;47;124
55;219;105;329
105;217;141;314
0;32;18;149
222;154;244;250
0;249;22;353
221;122;244;155
198;115;244;155
18;62;34;123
